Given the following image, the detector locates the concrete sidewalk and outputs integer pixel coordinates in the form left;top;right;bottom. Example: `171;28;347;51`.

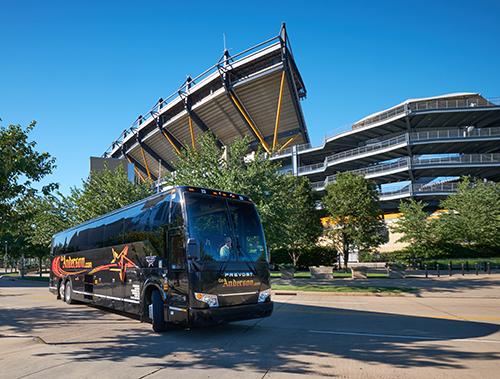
272;270;500;298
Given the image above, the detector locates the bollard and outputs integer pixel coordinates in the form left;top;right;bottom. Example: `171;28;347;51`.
437;263;440;277
449;262;452;276
466;260;469;272
462;263;464;276
425;264;428;278
475;262;478;275
488;262;491;275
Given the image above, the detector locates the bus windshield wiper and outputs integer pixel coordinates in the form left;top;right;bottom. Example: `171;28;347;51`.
235;241;258;276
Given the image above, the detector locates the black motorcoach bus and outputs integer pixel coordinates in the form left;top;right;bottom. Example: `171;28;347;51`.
49;186;273;331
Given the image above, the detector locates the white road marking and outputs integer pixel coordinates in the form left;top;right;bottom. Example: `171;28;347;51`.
309;330;500;344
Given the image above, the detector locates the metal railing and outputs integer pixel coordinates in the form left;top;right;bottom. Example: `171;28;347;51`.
103;25;294;158
309;153;500;191
296;126;500;175
410;97;500;112
326;158;410;182
410;126;500;141
351;105;407;130
378;182;462;199
298;134;407;174
272;97;500;160
415;153;500;166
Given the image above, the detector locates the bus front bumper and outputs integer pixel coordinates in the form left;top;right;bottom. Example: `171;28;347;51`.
189;301;273;326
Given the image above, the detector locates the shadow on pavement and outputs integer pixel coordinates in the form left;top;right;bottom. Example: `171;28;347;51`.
1;298;499;376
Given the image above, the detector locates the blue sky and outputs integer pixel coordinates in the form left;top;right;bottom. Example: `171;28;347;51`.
2;0;499;196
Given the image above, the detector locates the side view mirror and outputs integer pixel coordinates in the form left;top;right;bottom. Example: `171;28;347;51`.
187;238;199;259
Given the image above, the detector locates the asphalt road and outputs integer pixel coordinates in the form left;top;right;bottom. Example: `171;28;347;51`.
1;276;500;378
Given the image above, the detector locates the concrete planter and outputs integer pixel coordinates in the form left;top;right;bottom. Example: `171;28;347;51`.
280;268;295;279
350;266;368;279
387;268;406;279
309;266;333;279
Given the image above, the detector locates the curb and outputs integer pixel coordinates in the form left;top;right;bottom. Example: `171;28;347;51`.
272;289;500;299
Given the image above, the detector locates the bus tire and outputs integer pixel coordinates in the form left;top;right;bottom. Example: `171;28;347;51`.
151;290;165;332
65;280;76;305
58;280;65;300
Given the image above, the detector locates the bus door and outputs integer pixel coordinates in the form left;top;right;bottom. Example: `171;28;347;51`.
167;231;189;324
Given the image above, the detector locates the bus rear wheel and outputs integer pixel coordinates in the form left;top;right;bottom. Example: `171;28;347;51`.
58;281;65;300
65;281;76;305
150;290;165;332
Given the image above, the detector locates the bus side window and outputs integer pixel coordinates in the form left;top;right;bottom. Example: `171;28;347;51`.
103;213;124;247
170;193;184;228
88;220;105;250
170;234;185;270
67;229;80;253
53;233;67;255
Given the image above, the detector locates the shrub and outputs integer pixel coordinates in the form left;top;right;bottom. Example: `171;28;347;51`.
277;263;297;271
297;246;337;270
271;246;337;270
385;262;406;269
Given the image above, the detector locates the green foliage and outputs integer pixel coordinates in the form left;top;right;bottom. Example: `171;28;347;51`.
438;176;500;250
0;120;57;233
385;262;406;268
277;176;323;265
271;246;337;270
10;163;153;263
67;163;153;224
18;194;72;249
323;171;388;272
391;176;500;260
277;263;297;271
296;246;337;270
391;199;440;259
163;131;323;254
420;257;500;270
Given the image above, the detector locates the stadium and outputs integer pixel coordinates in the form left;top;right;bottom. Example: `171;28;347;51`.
103;24;500;216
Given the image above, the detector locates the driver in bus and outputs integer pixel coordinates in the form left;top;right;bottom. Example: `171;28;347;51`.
219;237;232;260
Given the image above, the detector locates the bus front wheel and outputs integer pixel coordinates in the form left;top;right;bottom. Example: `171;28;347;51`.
150;290;165;332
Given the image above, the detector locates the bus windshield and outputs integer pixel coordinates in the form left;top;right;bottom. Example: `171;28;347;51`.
185;193;267;262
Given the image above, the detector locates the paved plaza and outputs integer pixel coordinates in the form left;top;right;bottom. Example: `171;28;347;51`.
1;272;499;378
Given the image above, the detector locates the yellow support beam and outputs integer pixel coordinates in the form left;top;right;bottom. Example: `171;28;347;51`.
189;116;196;149
126;156;147;183
230;91;271;154
140;146;153;184
278;134;299;153
273;71;286;151
161;130;184;158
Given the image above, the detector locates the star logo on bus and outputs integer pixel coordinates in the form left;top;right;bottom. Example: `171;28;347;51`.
89;246;138;282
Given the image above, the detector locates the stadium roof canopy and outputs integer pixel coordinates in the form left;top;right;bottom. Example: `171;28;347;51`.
103;23;309;183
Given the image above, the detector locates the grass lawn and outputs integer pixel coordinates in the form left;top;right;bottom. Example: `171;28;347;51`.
272;284;418;293
271;271;389;279
1;273;49;283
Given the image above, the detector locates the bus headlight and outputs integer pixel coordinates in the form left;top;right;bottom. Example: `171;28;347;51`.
258;288;271;303
195;292;218;307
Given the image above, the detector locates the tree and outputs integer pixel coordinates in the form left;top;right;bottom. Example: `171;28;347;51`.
391;199;439;261
438;176;500;250
0;120;57;233
279;176;323;266
323;172;388;272
66;163;154;224
12;163;154;274
163;132;322;252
